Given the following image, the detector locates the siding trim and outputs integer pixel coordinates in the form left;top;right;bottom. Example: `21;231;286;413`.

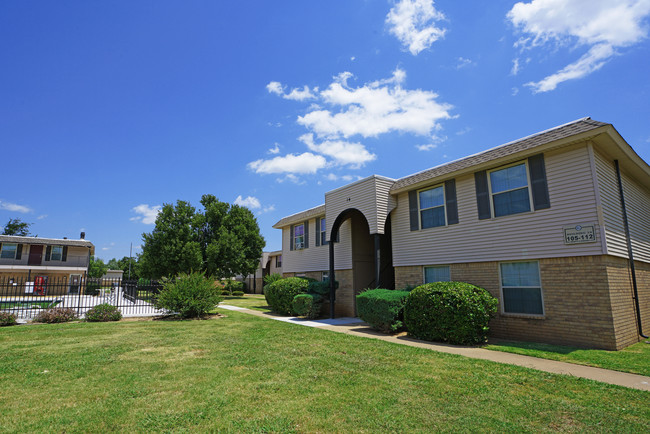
587;142;608;254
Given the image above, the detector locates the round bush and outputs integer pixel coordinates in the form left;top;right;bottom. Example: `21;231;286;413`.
404;282;498;345
356;289;410;333
292;293;322;319
0;311;18;326
33;307;79;324
231;290;245;297
264;277;309;315
154;272;223;318
85;303;122;322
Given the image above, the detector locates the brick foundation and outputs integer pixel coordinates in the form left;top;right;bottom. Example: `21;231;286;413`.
395;255;649;350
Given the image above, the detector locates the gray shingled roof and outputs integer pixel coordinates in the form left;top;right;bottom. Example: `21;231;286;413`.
273;204;325;228
0;235;94;248
391;117;609;192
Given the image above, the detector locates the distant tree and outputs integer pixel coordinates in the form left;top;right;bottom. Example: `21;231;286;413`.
88;256;109;278
108;255;140;280
139;195;265;279
139;201;203;279
2;219;32;236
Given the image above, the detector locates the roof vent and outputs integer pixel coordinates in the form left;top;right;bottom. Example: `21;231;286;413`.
63;237;68;240
80;232;85;239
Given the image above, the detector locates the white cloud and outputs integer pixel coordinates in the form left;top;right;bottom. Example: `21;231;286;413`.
511;58;521;75
350;56;356;61
257;205;276;215
0;201;32;213
268;143;280;154
299;134;376;168
37;214;47;220
102;247;110;251
298;68;453;139
325;173;359;182
276;174;305;184
456;57;474;69
234;195;261;209
248;152;328;174
508;0;650;92
386;0;447;55
511;87;520;96
416;144;437;151
266;81;316;101
131;204;161;225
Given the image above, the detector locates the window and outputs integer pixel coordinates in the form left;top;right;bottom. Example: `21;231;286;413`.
293;224;305;250
276;255;282;268
322;271;329;282
320;217;327;246
424;265;451;283
500;261;544;315
1;243;17;259
418;185;446;229
50;245;64;261
489;162;531;217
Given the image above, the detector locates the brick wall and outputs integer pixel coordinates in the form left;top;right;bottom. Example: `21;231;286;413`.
394;255;649;350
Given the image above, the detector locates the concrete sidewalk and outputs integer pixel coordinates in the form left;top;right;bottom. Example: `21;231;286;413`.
219;304;650;392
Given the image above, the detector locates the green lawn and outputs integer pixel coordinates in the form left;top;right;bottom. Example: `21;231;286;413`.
0;311;648;432
486;340;650;377
222;293;270;311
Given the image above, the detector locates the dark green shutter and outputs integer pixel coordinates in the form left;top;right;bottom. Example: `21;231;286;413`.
16;244;23;260
408;190;419;231
528;153;550;210
304;220;309;249
289;226;294;251
444;179;459;225
475;171;491;220
62;246;68;262
45;245;52;261
315;218;321;247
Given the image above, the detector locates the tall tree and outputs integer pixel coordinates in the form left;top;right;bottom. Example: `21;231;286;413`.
139;201;203;279
2;219;32;236
138;195;265;279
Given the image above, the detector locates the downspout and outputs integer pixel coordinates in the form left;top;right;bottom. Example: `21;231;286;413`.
329;240;336;319
614;160;648;339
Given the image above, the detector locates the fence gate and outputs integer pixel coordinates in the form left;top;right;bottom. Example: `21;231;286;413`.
0;276;164;321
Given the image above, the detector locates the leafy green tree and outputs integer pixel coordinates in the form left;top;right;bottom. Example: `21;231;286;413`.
139;201;203;279
139;195;265;280
117;255;139;280
107;258;120;270
88;256;109;278
2;219;32;236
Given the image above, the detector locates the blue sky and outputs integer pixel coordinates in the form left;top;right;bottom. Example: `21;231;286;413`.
1;0;649;260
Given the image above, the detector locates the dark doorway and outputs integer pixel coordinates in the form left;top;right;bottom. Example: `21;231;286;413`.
28;245;43;266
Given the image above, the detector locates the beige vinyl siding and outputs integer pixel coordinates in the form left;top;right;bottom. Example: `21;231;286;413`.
392;143;604;266
282;218;352;273
594;149;650;263
325;175;395;237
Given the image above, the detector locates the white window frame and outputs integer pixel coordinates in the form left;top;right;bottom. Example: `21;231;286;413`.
293;223;305;250
498;260;545;317
0;243;18;259
423;265;451;283
417;183;446;230
50;245;64;261
319;217;327;246
487;161;534;219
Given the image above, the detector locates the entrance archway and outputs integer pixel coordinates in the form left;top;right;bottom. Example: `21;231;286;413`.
328;209;394;317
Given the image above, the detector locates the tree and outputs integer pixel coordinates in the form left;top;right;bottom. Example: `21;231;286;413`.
138;195;265;279
2;219;32;236
88;256;109;278
108;255;140;280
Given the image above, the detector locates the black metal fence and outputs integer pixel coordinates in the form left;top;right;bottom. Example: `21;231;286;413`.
0;276;163;320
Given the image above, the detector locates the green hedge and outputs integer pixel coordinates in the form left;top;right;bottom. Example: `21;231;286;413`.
292;294;321;319
404;282;498;345
356;289;410;333
264;277;309;315
85;303;122;322
155;272;223;318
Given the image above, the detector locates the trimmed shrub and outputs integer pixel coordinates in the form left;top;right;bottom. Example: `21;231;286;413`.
231;290;245;297
263;273;283;287
404;282;498;345
85;303;122;322
154;272;223;318
33;307;79;324
0;311;18;326
85;281;101;296
307;280;337;297
292;294;322;319
356;289;410;333
265;277;309;315
224;280;245;292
